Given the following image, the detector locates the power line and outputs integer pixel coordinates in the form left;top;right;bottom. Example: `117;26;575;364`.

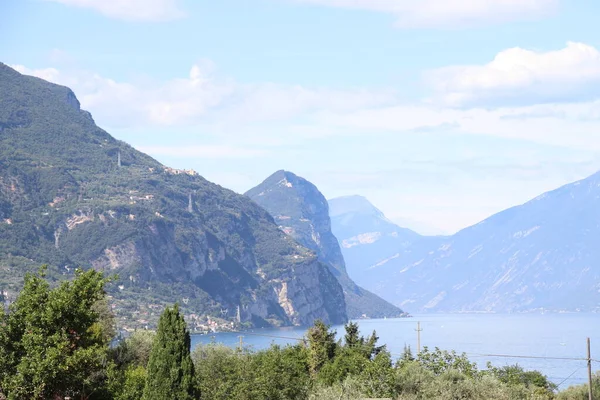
555;368;585;388
465;352;590;362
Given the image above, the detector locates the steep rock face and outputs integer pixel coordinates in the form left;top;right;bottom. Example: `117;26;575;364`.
0;63;347;328
329;195;421;286
364;172;600;313
246;171;406;319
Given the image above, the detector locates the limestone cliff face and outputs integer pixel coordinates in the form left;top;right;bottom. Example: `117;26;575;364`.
0;63;347;329
246;170;406;319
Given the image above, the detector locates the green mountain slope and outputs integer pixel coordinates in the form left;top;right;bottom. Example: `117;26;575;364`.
0;63;347;329
246;170;407;319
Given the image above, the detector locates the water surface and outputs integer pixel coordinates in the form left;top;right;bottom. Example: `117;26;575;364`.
191;313;600;389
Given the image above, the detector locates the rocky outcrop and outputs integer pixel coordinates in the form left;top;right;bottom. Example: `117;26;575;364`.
247;170;406;319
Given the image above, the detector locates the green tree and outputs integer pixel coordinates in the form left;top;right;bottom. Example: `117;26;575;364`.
112;330;156;368
108;364;148;400
107;330;155;400
306;319;337;377
251;344;310;400
417;346;478;378
0;266;113;399
192;344;244;400
358;350;395;398
343;321;361;348
485;363;557;393
142;304;197;400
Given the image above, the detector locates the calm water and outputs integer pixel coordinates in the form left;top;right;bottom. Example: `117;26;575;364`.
191;313;600;389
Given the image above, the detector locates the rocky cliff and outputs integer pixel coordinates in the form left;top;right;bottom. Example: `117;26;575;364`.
0;63;348;329
246;171;406;319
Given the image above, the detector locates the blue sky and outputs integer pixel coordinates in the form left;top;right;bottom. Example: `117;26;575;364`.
3;0;600;234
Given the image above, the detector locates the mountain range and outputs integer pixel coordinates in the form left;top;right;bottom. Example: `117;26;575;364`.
0;62;347;329
331;178;600;313
3;60;599;326
329;195;421;286
246;172;406;319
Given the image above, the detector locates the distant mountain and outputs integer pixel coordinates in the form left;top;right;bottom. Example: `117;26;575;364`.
363;173;600;313
390;216;450;236
0;63;348;329
246;171;406;319
329;195;421;285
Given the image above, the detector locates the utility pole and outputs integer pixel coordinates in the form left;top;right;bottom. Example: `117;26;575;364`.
117;151;121;168
238;335;244;353
588;337;593;400
416;321;422;353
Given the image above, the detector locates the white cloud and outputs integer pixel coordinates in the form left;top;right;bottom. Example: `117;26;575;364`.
10;63;395;130
290;0;557;28
316;101;600;151
44;0;185;21
425;42;600;107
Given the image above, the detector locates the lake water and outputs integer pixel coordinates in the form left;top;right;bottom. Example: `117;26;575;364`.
191;313;600;389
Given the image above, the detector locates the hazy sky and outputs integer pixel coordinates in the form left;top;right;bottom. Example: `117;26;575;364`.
3;0;600;234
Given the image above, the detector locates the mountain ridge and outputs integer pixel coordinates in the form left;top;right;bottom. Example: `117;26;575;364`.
0;63;348;329
359;170;600;313
246;170;407;319
328;195;421;287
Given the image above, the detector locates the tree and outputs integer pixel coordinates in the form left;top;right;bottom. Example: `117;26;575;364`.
0;266;113;399
107;330;156;400
142;304;197;400
485;363;557;393
112;330;156;368
358;350;395;398
343;322;361;348
306;319;337;377
417;346;478;378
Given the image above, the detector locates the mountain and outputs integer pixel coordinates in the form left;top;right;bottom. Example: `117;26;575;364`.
246;171;406;319
328;195;421;285
0;63;347;329
363;172;600;313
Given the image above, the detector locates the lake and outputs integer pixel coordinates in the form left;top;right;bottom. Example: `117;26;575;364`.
191;313;600;389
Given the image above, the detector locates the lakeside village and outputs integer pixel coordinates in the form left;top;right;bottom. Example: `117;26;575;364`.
109;295;242;335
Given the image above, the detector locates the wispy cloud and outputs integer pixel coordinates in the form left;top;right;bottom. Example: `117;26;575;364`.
10;63;395;130
288;0;558;28
43;0;185;21
316;101;600;151
425;42;600;107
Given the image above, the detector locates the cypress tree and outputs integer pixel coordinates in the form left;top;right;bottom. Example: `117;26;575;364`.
143;304;197;400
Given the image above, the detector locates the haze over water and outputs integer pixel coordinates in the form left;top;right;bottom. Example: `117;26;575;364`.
192;313;600;389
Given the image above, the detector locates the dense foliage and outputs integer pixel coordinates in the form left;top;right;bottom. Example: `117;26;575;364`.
1;270;597;399
143;304;196;400
0;266;113;399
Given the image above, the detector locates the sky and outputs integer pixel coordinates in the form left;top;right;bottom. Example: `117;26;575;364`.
3;0;600;235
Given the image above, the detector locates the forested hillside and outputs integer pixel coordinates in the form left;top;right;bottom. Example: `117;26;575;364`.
0;63;347;329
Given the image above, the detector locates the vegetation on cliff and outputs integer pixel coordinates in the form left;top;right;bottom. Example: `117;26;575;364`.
0;63;347;329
